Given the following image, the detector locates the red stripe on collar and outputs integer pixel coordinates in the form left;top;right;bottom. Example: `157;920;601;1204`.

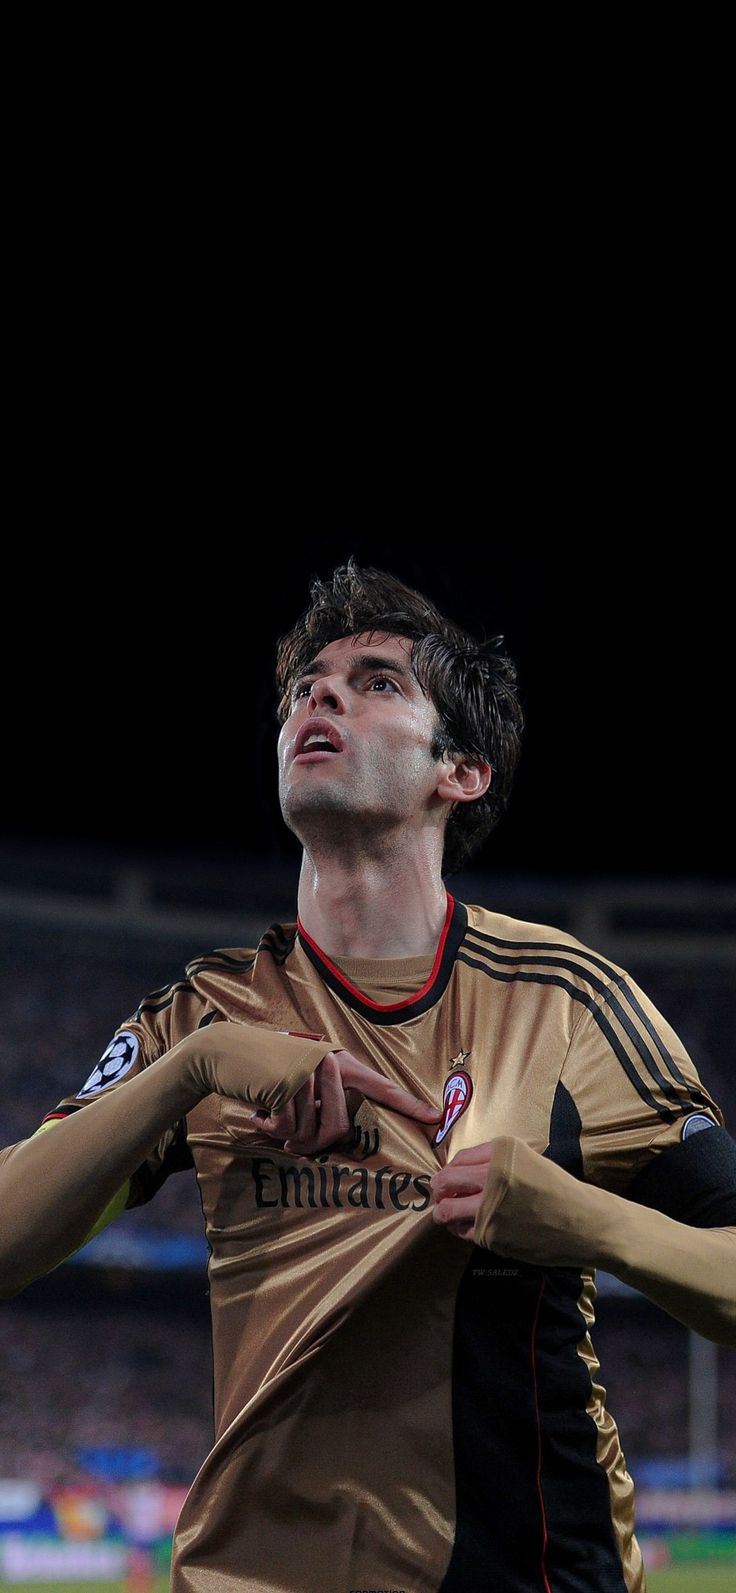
296;893;455;1013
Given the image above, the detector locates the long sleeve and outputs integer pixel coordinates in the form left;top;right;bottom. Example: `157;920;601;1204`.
0;1022;335;1299
473;1133;736;1347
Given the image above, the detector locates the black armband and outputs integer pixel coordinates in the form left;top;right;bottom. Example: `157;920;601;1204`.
627;1126;736;1228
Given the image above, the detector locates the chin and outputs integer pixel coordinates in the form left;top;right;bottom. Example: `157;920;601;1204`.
280;785;386;846
280;782;350;826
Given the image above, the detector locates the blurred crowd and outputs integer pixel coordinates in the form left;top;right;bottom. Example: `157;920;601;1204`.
594;1303;736;1486
0;1299;213;1489
640;963;735;1131
0;938;205;1234
1;1294;734;1492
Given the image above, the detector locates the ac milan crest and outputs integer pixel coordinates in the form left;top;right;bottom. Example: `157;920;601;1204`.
434;1050;473;1145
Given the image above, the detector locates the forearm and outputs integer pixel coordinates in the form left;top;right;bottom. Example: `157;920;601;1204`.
0;1051;196;1297
473;1136;736;1347
0;1024;332;1298
607;1203;736;1345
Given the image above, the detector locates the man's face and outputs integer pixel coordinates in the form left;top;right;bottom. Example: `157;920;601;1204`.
277;632;448;846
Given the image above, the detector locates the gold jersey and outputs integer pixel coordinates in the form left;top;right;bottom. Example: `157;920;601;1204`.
47;894;724;1593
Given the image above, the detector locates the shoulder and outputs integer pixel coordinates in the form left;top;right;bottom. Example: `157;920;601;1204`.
119;941;275;1058
185;922;298;985
184;945;261;981
462;902;628;985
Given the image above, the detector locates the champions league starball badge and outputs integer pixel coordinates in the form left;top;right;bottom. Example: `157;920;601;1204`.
78;1031;140;1097
434;1050;473;1146
681;1112;716;1139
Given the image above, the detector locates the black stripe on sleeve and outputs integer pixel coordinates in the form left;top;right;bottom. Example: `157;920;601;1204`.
186;949;258;973
462;937;698;1115
187;931;294;976
616;981;712;1104
259;929;297;966
457;954;675;1122
135;981;194;1018
465;925;622;978
465;930;707;1107
128;1120;195;1207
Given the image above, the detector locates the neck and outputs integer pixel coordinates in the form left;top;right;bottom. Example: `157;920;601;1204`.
296;843;449;958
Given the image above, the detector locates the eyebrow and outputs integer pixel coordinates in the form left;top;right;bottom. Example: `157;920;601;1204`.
295;652;414;684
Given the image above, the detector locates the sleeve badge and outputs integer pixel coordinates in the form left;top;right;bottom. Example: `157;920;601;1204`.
78;1031;140;1097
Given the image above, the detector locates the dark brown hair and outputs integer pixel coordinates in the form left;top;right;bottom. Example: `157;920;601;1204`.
275;559;524;875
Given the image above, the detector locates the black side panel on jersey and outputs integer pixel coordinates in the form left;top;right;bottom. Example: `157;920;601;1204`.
626;1127;736;1227
533;1269;629;1592
540;1078;627;1590
438;1253;549;1592
439;1252;627;1593
543;1080;584;1178
126;1119;195;1207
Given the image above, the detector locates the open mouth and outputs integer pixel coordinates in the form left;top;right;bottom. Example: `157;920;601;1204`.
300;735;339;754
293;740;341;762
293;721;344;760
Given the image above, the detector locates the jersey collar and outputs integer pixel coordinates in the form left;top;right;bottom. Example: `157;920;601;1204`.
296;893;468;1025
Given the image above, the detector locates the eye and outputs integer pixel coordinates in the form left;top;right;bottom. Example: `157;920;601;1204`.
367;675;399;693
293;680;313;700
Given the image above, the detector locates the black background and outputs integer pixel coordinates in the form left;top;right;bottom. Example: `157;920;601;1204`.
3;97;732;886
3;524;730;881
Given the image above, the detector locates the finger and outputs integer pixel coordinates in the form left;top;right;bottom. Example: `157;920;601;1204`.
251;1095;297;1138
311;1054;351;1147
335;1052;442;1123
431;1167;487;1199
446;1218;476;1242
443;1142;496;1166
432;1193;480;1229
446;1217;474;1242
287;1056;351;1154
285;1070;318;1149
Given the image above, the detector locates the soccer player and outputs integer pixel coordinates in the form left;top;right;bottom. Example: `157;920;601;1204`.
1;560;735;1593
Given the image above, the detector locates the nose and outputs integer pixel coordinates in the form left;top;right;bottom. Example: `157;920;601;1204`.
308;673;345;714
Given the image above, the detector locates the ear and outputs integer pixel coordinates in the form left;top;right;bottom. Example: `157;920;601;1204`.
436;755;492;807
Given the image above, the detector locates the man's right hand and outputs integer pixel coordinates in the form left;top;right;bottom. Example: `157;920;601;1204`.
249;1049;442;1155
174;1025;441;1155
0;1021;441;1300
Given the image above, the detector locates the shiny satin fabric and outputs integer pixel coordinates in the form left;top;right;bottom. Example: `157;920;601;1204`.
48;904;720;1590
176;964;469;1591
174;1130;469;1590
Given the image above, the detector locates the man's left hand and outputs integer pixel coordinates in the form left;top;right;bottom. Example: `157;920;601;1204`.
432;1135;610;1269
430;1141;501;1243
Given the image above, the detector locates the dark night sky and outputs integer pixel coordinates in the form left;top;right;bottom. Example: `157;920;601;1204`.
3;528;731;881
